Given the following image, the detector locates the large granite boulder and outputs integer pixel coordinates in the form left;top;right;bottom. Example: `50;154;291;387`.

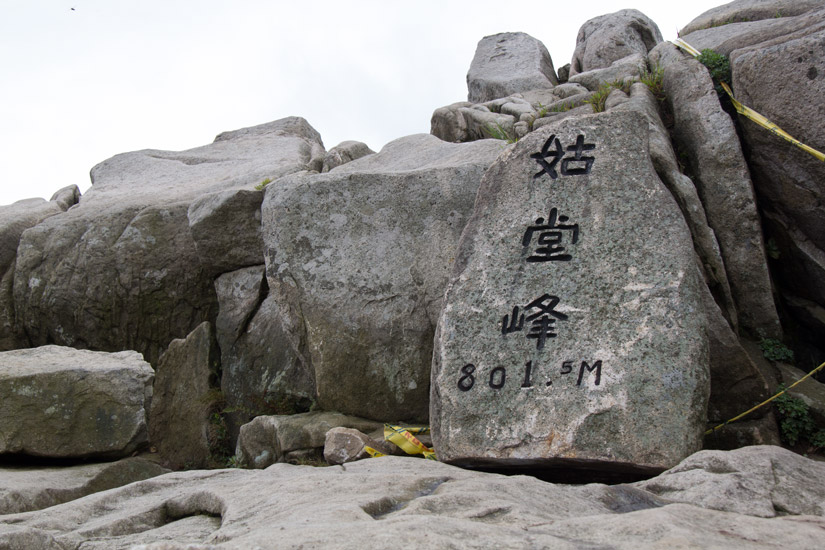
649;42;781;339
0;190;79;351
431;111;709;473
0;346;153;458
466;32;558;103
680;0;825;36
149;322;221;470
679;6;825;57
2;447;825;549
261;134;505;421
0;458;167;514
570;9;663;76
13;117;324;366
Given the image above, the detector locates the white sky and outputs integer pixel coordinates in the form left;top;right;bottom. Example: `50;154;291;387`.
0;1;723;207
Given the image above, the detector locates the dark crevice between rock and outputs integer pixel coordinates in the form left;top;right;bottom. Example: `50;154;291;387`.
361;477;451;519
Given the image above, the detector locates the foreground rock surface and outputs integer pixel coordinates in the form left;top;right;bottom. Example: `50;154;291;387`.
0;346;153;458
432;111;709;472
0;458;168;515
1;447;824;549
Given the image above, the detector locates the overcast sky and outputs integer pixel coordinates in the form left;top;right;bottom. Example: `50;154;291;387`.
0;1;723;207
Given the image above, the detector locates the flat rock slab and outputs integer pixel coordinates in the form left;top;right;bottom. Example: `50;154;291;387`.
0;457;167;514
0;346;154;458
1;447;824;549
431;111;709;473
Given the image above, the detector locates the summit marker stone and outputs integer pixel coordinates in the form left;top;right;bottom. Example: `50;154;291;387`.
431;111;710;473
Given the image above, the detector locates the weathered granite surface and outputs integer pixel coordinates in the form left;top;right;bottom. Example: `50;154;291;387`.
432;111;709;472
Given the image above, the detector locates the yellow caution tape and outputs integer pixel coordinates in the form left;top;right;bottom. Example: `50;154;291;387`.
706;359;825;435
673;38;701;58
364;446;385;458
383;424;438;460
672;39;825;162
719;82;825;162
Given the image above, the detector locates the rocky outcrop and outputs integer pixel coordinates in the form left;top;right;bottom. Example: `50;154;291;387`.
466;32;558;103
432;111;709;472
12;117;324;366
650;42;780;339
0;346;153;458
235;411;382;468
261;134;505;422
680;1;825;365
2;447;825;549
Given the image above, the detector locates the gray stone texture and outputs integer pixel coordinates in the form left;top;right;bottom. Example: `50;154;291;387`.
431;111;709;472
570;9;663;75
321;140;375;172
650;42;781;338
323;427;396;465
262;134;505;421
214;266;315;441
634;445;825;518
187;188;265;276
467;32;558;103
3;448;825;549
12;117;325;366
0;345;153;458
729;19;825;344
568;53;647;91
149;322;220;469
0;195;73;351
48;184;81;211
606;82;773;435
0;457;167;514
680;0;825;36
235;411;382;469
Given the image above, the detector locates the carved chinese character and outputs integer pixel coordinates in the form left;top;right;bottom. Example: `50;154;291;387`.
522;207;579;262
500;294;569;350
531;134;595;180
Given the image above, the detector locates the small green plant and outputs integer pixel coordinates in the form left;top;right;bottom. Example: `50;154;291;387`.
225;455;245;468
255;177;272;191
484;122;518;144
760;338;795;363
550;101;575;113
536;103;548;118
639;63;665;101
696;49;731;95
766;238;781;260
585;79;632;113
773;384;825;448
